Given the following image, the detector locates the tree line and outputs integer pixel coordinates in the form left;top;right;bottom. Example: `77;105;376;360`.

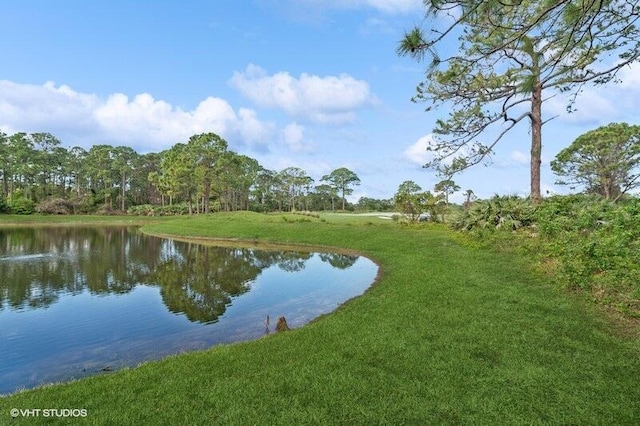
0;130;370;215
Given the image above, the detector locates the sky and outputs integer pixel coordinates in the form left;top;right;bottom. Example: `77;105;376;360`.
1;0;639;203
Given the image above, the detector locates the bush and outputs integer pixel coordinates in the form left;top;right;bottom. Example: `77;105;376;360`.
9;197;36;215
127;204;157;216
535;197;640;308
36;198;77;215
97;204;117;215
451;195;536;232
454;194;640;318
127;203;190;216
0;197;9;214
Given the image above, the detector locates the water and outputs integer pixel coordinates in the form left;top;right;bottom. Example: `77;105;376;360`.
0;226;377;395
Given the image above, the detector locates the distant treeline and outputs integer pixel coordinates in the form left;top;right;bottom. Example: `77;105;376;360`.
0;130;393;215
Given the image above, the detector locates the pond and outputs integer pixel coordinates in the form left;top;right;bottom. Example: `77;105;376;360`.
0;226;378;395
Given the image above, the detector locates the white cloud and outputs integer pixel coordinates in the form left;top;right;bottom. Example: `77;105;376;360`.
236;108;275;147
403;134;470;168
282;122;315;152
358;0;420;14
510;150;529;164
547;62;640;126
0;80;100;136
229;64;377;124
0;80;274;152
299;0;420;14
547;89;617;126
618;61;640;90
491;149;538;170
403;134;435;166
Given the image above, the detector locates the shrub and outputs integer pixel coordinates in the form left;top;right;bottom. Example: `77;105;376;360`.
0;197;9;214
36;198;77;215
127;203;190;216
9;197;36;215
127;204;157;216
454;194;640;318
536;196;640;284
96;204;119;215
451;195;536;232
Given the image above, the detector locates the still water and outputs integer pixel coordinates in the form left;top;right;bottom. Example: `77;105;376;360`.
0;227;377;395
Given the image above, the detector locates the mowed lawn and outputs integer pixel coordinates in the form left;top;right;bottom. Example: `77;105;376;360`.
2;212;639;425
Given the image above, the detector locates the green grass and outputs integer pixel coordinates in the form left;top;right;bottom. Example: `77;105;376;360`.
0;214;161;226
2;212;639;424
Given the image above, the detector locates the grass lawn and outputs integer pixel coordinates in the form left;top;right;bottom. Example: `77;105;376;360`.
0;214;161;226
2;212;639;424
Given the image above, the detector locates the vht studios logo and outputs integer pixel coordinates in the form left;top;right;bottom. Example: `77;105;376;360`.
10;408;88;418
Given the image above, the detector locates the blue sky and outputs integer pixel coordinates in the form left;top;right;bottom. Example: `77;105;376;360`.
1;0;639;203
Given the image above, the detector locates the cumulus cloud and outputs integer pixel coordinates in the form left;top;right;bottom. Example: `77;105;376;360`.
403;134;435;166
229;64;377;124
546;89;617;126
403;133;471;168
546;62;640;126
0;80;274;152
282;122;315;152
236;108;275;147
0;80;100;136
618;61;640;90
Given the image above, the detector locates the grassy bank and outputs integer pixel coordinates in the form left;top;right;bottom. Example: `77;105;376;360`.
2;212;640;424
0;214;161;226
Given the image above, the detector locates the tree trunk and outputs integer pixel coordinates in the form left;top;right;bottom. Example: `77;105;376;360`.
203;179;211;214
2;173;7;198
121;172;126;211
530;82;543;205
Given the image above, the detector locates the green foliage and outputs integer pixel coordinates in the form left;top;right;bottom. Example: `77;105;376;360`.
394;180;444;222
321;167;361;211
456;193;640;318
551;122;640;201
355;196;394;212
398;1;640;202
0;196;9;214
434;178;460;205
452;195;536;232
278;167;314;211
0;128;335;216
534;195;640;316
10;198;36;215
8;191;36;215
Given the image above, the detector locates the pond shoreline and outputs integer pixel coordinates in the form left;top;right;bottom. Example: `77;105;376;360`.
1;223;378;396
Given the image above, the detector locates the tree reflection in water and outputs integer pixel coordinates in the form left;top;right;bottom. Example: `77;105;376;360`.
0;226;380;395
0;227;355;323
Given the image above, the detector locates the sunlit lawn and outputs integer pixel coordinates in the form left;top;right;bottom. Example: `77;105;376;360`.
2;212;639;424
